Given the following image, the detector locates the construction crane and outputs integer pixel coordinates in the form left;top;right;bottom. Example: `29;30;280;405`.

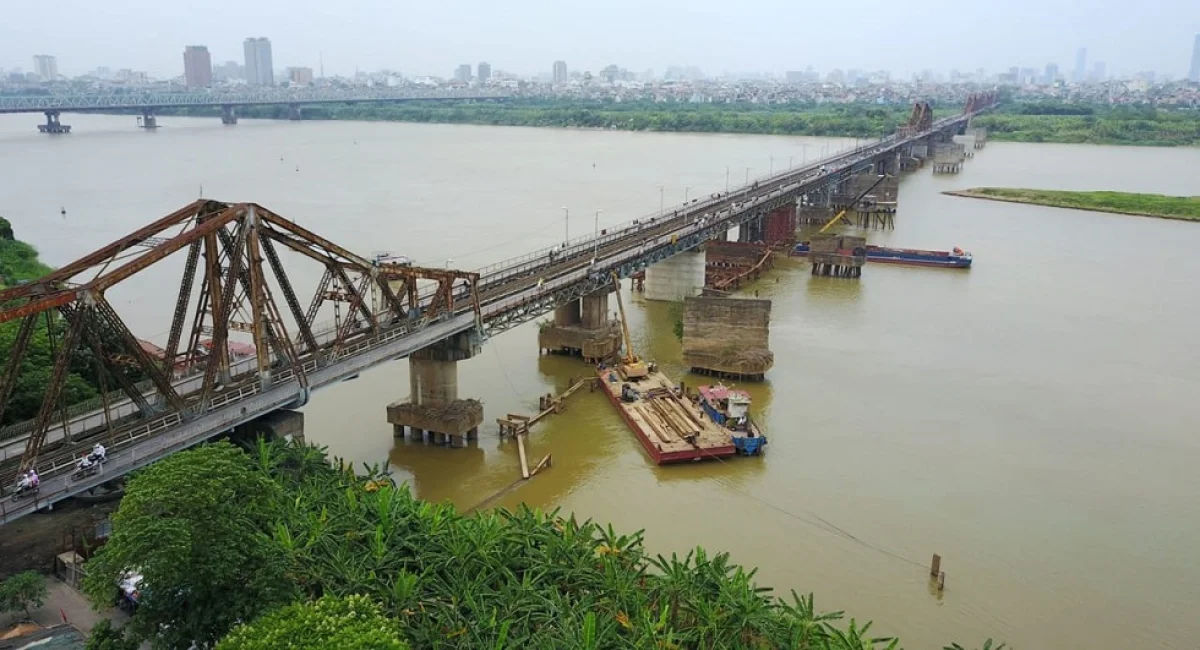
816;172;891;234
610;272;648;380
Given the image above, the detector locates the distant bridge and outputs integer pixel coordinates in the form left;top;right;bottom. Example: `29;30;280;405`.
0;93;997;524
0;88;511;131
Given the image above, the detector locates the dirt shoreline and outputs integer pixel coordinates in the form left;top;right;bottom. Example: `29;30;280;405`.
942;189;1198;223
0;498;119;579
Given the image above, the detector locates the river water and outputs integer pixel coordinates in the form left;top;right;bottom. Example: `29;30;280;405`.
2;113;1198;649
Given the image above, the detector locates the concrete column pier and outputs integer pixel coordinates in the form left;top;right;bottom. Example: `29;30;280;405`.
644;249;706;302
138;111;158;129
221;105;238;125
38;111;71;134
538;289;622;362
386;330;484;447
288;104;304;120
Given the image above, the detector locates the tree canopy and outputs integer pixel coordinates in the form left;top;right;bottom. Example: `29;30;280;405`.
216;595;408;650
82;442;296;649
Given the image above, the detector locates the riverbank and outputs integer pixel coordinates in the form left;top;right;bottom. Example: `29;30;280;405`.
944;187;1200;222
143;98;1200;146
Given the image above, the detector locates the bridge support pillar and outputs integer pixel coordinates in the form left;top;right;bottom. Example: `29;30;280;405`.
387;330;483;448
538;289;622;363
221;105;238;125
232;409;305;445
288;104;303;121
37;110;71;134
137;111;158;129
644;249;706;302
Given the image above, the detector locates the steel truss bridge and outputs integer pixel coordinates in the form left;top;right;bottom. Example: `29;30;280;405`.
0;93;997;524
0;88;509;114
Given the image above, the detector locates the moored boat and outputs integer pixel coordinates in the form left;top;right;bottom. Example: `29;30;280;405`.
697;384;767;456
791;243;972;268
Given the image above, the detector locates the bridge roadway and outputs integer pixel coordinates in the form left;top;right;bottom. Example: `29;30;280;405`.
0;110;977;524
0;88;509;114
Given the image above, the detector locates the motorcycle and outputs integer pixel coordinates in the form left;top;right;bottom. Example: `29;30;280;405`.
71;455;103;482
10;480;39;502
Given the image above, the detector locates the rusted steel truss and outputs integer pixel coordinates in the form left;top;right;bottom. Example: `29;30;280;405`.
0;200;480;473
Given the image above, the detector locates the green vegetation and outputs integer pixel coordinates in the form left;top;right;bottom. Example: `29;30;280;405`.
160;97;1200;145
217;596;409;650
173;100;943;138
972;103;1200;146
950;187;1200;221
84;440;1001;649
0;570;48;619
81;443;296;649
84;620;140;650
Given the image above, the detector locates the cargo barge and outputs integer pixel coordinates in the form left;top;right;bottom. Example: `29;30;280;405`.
597;365;737;464
697;385;767;456
791;243;972;268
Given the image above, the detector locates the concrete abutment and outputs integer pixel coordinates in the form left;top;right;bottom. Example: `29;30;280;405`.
538;289;622;362
644;248;706;302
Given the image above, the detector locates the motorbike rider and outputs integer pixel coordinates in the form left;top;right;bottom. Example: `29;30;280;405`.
17;469;38;491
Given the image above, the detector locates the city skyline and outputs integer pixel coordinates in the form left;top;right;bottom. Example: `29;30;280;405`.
1;0;1197;80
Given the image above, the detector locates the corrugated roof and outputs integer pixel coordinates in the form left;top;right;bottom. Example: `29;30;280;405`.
0;625;87;650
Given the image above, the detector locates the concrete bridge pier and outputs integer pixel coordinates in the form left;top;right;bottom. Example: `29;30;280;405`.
288;104;303;121
37;110;70;134
232;409;306;445
137;110;158;129
538;289;622;362
387;330;484;448
221;105;238;125
645;248;706;302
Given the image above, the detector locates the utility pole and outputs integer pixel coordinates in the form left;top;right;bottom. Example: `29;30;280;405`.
562;206;569;244
725;167;730;193
658;186;665;216
593;210;602;259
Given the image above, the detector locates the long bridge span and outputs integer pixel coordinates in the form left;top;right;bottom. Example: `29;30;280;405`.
0;92;997;523
0;88;509;131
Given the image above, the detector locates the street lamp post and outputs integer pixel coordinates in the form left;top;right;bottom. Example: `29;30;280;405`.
725;167;730;193
593;210;602;259
789;156;794;169
658;185;665;216
800;143;809;166
561;206;569;244
769;156;774;175
684;186;692;204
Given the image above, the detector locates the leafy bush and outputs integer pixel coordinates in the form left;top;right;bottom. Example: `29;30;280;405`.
0;570;47;619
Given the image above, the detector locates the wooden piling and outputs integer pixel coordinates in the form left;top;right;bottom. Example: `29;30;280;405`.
930;553;941;578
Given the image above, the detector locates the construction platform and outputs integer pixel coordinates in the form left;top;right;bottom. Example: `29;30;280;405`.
597;366;735;464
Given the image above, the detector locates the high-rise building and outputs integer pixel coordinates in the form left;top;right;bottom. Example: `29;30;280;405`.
552;60;568;84
785;70;804;83
213;61;243;82
1189;33;1200;82
454;64;471;83
1073;47;1087;83
183;46;212;88
477;62;491;85
289;67;314;85
1044;63;1059;84
1090;61;1107;82
243;37;274;86
32;55;58;81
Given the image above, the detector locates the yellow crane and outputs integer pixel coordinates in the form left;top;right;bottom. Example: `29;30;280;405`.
816;173;891;234
610;272;648;380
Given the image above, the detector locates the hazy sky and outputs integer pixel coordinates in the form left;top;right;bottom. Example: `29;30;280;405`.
2;0;1197;79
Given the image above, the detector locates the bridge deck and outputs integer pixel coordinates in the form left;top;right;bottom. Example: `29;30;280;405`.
0;111;979;524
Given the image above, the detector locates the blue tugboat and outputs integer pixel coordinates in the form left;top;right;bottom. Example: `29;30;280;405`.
697;385;767;456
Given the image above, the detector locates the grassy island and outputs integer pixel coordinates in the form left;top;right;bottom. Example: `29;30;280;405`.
944;188;1200;222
